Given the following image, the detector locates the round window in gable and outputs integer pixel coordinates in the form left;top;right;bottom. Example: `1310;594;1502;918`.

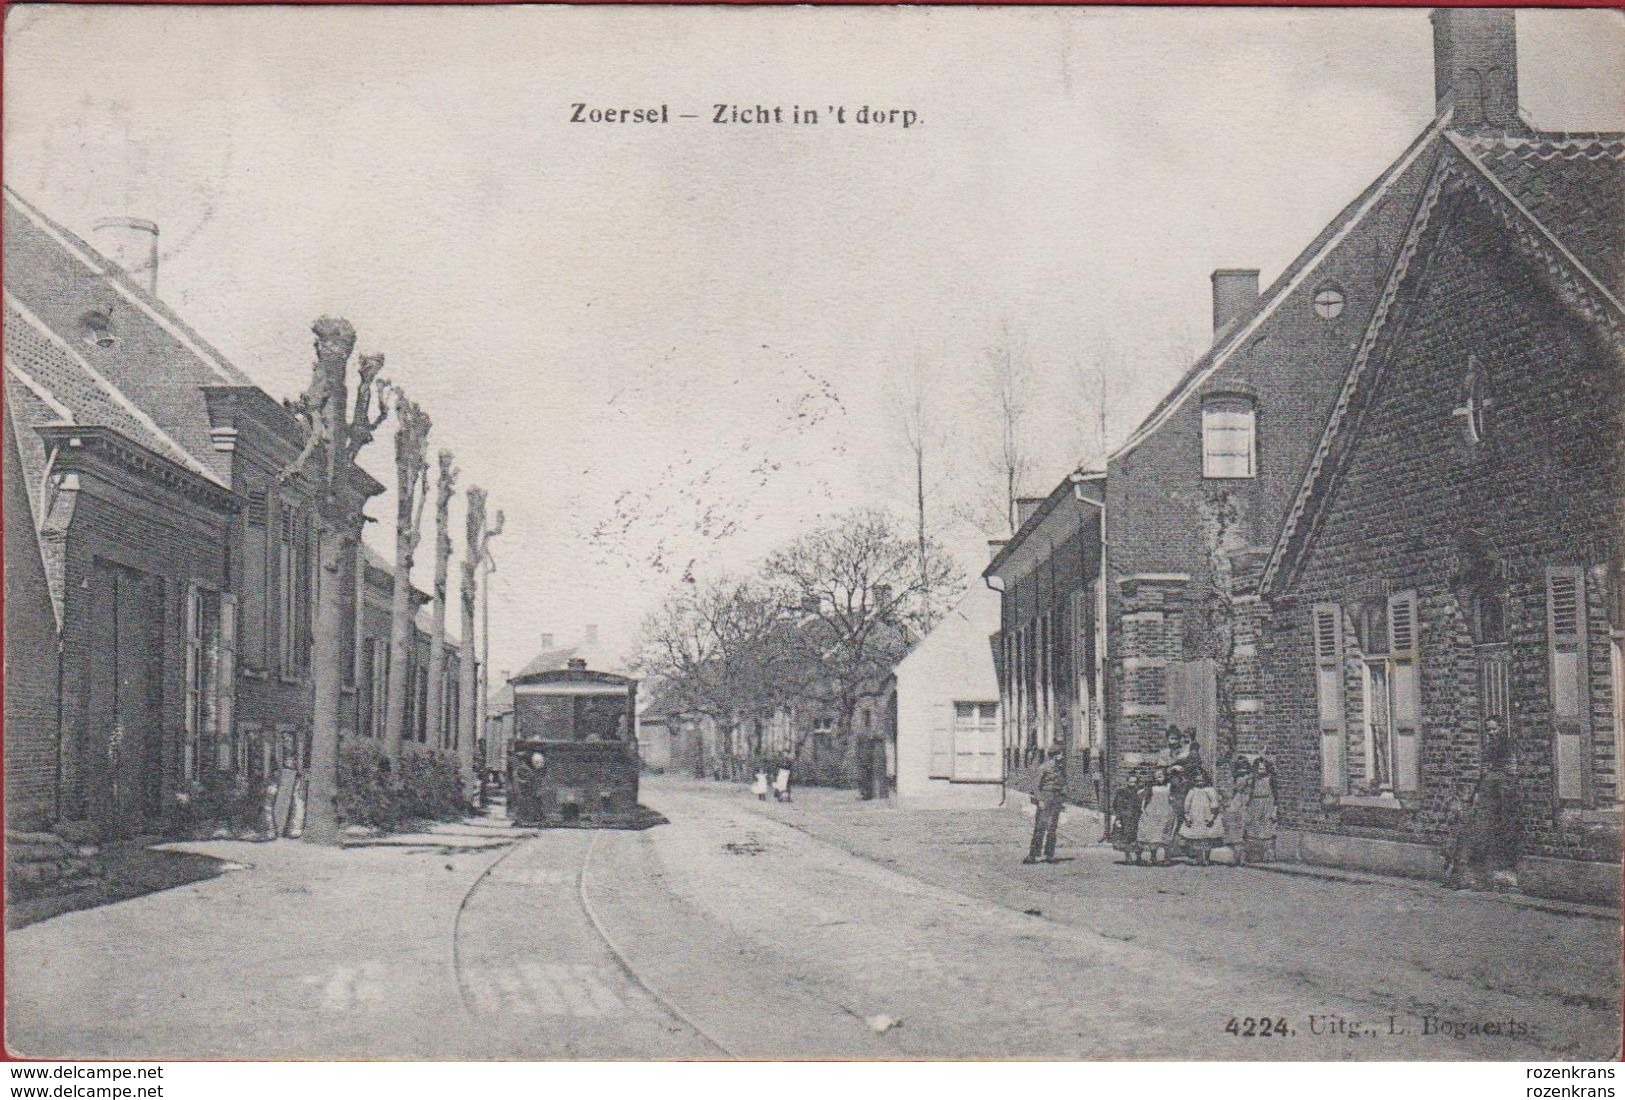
1313;286;1346;320
79;310;116;349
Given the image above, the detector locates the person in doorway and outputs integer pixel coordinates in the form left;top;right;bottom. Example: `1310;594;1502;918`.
1137;767;1177;865
1449;730;1521;890
1245;756;1279;863
1023;744;1066;864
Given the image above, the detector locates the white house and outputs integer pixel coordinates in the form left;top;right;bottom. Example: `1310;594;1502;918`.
894;585;1004;807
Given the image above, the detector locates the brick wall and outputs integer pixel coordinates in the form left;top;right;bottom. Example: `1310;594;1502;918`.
1262;189;1623;865
4;421;61;831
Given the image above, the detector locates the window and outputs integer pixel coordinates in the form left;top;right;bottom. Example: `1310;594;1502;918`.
1202;396;1256;479
1313;286;1346;320
277;505;296;675
1547;567;1590;803
242;487;269;668
1356;590;1420;796
951;702;1001;782
184;585;236;782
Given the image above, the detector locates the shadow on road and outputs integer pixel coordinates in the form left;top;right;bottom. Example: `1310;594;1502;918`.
6;844;242;932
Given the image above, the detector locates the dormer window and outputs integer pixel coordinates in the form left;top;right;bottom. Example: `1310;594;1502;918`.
79;310;116;349
1202;394;1256;479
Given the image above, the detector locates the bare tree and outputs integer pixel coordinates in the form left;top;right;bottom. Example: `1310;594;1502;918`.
383;392;432;757
764;509;963;758
460;488;502;798
424;450;457;749
889;352;949;632
953;325;1035;537
280;318;388;845
1070;339;1119;470
635;575;792;773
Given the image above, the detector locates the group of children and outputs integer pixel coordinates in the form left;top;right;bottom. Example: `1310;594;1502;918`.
1109;738;1277;867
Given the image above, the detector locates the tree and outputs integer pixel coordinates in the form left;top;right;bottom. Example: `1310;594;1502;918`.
280;318;388;845
764;508;962;777
1069;340;1119;471
889;352;949;633
424;450;457;749
635;575;792;772
383;391;432;757
954;325;1035;537
460;487;502;798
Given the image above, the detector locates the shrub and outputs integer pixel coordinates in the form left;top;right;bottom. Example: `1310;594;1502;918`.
181;768;274;838
338;741;470;832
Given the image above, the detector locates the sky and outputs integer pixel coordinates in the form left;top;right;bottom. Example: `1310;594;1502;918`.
6;4;1623;684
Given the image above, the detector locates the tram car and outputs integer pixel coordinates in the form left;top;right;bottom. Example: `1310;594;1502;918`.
506;659;644;827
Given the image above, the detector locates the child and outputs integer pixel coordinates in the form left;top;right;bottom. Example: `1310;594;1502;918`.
1440;778;1475;888
752;770;769;801
1179;765;1225;865
1246;756;1279;863
1137;767;1176;865
1109;782;1144;864
1223;756;1253;866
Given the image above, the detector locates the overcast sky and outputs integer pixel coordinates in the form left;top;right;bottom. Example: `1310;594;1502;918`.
7;5;1623;680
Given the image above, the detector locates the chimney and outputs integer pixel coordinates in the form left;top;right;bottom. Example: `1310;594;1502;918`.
988;539;1008;563
566;657;588;672
541;632;555;650
1431;8;1519;129
499;669;510;684
1015;497;1045;527
584;623;599;647
1211;269;1259;335
93;217;160;295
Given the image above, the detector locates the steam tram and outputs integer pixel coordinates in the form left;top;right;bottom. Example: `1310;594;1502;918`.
506;659;645;827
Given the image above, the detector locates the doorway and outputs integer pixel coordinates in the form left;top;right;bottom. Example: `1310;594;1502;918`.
84;562;165;840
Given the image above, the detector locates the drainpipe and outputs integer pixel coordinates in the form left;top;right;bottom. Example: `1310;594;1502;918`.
1070;473;1108;829
983;570;1009;807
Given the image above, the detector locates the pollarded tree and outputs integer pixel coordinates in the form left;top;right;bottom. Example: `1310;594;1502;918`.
280;318;389;845
383;391;432;757
424;450;457;749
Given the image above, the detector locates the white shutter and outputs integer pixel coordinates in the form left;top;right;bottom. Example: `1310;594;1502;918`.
929;704;953;779
1547;567;1589;802
1313;603;1346;793
977;704;1002;781
184;585;201;781
1389;590;1420;794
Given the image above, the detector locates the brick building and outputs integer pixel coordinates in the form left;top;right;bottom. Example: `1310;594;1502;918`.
353;545;463;755
1252;18;1623;902
984;474;1107;811
3;186;382;844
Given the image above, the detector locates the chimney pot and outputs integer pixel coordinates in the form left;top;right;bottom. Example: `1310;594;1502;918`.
1015;497;1045;528
1211;269;1260;335
92;217;159;296
1431;8;1519;129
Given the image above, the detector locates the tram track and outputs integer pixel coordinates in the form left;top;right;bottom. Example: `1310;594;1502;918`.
450;825;739;1058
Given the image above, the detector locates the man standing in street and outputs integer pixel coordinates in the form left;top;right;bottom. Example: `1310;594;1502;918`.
1024;743;1066;864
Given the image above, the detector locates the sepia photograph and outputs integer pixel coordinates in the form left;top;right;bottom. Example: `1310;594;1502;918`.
1;1;1622;1067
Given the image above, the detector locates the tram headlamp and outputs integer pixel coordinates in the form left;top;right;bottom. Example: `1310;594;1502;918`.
529;752;546;770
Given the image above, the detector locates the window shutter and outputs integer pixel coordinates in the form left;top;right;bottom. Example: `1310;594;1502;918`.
1547;567;1589;802
1389;590;1420;794
1313;602;1346;793
184;585;202;781
243;487;268;668
218;593;238;773
978;704;1002;781
929;704;953;779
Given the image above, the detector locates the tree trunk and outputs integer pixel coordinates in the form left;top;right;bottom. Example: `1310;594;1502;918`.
306;515;356;844
459;556;478;800
426;453;457;751
383;535;416;758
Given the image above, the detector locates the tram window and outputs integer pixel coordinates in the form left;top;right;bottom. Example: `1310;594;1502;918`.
577;694;628;740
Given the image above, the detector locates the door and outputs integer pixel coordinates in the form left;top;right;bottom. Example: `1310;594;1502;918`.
86;562;165;839
1477;642;1512;754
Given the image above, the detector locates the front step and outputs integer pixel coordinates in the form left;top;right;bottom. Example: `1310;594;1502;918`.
5;830;104;903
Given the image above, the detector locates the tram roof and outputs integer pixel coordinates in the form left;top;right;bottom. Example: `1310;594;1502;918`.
511;667;635;692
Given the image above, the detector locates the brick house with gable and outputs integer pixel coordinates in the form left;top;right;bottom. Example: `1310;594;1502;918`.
1252;22;1623;902
3;186;382;846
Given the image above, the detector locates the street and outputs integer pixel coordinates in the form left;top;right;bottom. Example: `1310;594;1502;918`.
5;777;1619;1060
